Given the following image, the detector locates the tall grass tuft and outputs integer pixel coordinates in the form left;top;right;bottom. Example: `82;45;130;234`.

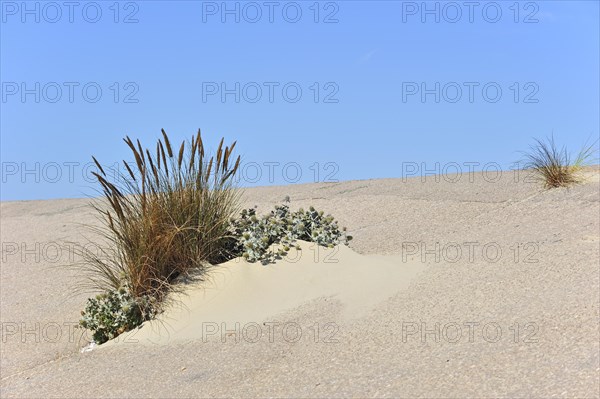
521;135;597;188
79;129;241;305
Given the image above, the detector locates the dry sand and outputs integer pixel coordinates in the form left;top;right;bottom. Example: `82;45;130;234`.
105;241;424;347
1;167;599;397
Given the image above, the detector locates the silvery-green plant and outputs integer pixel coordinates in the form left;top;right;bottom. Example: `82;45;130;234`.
79;281;156;344
289;205;352;248
228;204;352;263
227;207;288;263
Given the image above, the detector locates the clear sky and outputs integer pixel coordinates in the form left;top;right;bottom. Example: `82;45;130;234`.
1;0;598;200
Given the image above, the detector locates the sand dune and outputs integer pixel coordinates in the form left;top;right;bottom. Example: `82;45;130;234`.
105;241;424;346
1;168;599;397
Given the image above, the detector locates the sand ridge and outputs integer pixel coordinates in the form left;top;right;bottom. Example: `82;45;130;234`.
106;240;424;346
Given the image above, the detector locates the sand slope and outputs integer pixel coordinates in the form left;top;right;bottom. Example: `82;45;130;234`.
1;168;598;397
106;241;423;346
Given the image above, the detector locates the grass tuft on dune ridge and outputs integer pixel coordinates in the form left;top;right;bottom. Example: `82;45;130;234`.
521;135;597;189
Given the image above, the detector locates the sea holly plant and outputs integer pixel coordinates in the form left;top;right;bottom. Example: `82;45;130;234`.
228;204;352;263
79;281;157;344
290;205;352;247
227;207;289;263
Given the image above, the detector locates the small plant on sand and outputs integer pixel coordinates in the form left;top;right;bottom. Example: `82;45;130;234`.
228;204;352;263
79;281;157;344
521;136;597;188
77;129;241;342
290;205;352;247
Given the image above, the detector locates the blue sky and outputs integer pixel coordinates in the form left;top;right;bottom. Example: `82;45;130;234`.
1;0;599;200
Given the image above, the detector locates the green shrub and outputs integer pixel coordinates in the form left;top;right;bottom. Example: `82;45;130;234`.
228;204;352;263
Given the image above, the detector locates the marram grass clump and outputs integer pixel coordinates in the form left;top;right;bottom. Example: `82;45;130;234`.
521;136;597;188
77;129;241;343
228;204;353;263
